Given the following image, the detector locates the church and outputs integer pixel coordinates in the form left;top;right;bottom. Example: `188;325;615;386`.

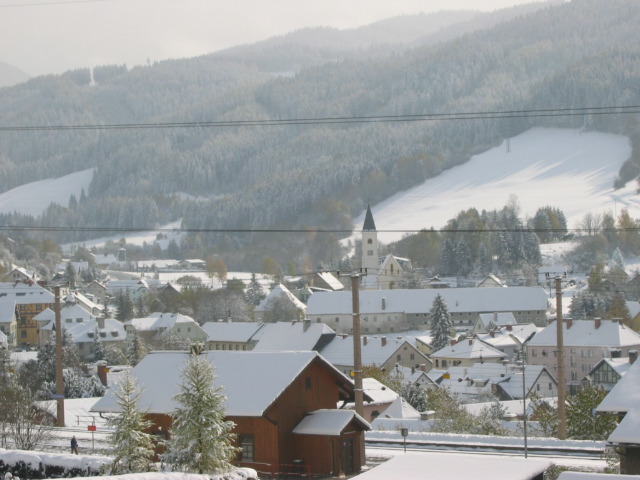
359;206;411;290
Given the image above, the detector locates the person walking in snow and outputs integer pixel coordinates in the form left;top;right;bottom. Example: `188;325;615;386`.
71;435;78;454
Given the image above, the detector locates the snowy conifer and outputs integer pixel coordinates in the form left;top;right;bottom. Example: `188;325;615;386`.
126;333;148;366
245;273;265;306
163;354;238;474
90;328;106;361
107;371;155;473
430;294;452;352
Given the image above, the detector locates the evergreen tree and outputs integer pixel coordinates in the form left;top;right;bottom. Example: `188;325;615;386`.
90;328;106;362
430;294;452;352
245;273;265;306
107;372;155;474
127;333;148;366
65;262;77;289
567;385;618;440
399;382;428;412
115;291;134;321
163;354;238;474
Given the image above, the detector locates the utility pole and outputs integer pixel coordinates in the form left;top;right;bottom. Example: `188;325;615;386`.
555;276;567;439
349;270;366;468
54;285;65;427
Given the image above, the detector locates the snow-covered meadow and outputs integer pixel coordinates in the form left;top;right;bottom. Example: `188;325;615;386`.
353;128;635;245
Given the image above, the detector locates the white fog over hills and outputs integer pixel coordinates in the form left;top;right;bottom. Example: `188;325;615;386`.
354;127;635;245
1;128;636;251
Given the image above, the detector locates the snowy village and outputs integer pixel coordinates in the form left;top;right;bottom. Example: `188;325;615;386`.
2;1;640;480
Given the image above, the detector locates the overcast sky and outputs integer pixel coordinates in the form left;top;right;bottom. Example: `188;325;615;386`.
2;0;550;77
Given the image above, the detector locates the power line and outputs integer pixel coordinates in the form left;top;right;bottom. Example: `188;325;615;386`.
0;225;637;235
1;105;638;132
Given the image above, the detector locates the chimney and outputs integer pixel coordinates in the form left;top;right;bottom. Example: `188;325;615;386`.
98;316;105;329
450;339;457;346
97;361;108;386
419;364;427;372
363;336;367;346
506;324;512;332
595;318;601;329
629;350;638;364
490;331;495;338
381;337;387;347
469;339;473;346
494;312;498;322
566;318;572;329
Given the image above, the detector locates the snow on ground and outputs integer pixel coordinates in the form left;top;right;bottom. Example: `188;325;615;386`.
63;219;185;253
353;128;634;245
0;168;95;216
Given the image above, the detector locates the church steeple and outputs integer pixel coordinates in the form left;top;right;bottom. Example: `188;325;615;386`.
363;205;376;231
361;205;379;272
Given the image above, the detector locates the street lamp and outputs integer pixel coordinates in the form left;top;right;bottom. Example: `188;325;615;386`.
515;331;536;459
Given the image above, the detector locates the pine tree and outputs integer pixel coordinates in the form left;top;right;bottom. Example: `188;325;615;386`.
245;273;265;306
107;372;155;473
163;354;238;474
90;328;106;361
567;385;618;440
430;294;452;352
127;333;148;366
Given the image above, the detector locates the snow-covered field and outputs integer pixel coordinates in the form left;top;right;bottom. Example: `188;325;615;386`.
0;168;94;216
355;128;635;244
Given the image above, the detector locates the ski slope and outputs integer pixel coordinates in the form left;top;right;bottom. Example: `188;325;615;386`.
355;128;635;244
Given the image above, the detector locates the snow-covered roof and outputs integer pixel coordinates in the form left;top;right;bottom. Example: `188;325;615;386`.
0;281;54;304
362;377;398;405
597;359;640;413
92;350;354;417
49;317;126;344
307;287;548;316
477;312;517;328
36;397;108;428
0;300;16;323
292;409;369;436
38;304;96;330
106;279;149;292
351;452;551;480
252;321;336;352
315;272;344;291
431;339;506;360
608;409;640;445
439;363;553;400
588;357;635;378
127;312;197;332
201;321;265;342
254;283;307;313
627;300;640;319
381;396;421;419
527;319;640;348
319;335;424;367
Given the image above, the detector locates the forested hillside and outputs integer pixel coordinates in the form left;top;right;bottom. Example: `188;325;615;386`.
0;0;639;272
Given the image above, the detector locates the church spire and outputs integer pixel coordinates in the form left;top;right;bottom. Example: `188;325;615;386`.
363;205;376;231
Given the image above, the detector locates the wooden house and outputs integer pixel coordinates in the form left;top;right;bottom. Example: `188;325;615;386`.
92;350;369;477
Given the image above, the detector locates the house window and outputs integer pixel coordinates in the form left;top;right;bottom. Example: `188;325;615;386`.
238;435;255;462
537;384;540;391
531;349;537;357
367;250;374;256
410;354;415;361
335;317;339;323
367;239;373;244
66;318;72;323
396;355;401;361
111;332;119;337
